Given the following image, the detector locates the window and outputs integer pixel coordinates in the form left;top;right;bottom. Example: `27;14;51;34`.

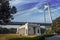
38;29;39;33
29;27;31;30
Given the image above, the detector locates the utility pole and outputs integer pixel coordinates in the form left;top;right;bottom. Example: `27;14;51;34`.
47;2;53;31
45;2;53;30
43;2;53;29
43;7;46;28
47;2;52;23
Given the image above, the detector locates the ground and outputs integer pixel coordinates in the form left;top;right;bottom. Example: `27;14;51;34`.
0;34;38;40
45;35;60;40
0;34;21;40
0;34;60;40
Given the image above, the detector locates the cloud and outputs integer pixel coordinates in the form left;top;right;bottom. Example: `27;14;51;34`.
10;0;23;6
10;0;39;6
51;7;60;12
13;4;60;22
11;0;60;23
14;7;43;18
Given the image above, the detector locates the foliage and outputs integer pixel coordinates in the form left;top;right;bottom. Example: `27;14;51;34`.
44;28;54;35
52;17;60;34
43;34;54;37
0;27;17;34
0;0;17;24
41;28;45;34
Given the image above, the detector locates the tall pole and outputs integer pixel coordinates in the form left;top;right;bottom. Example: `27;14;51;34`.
47;2;52;23
43;7;46;28
43;2;53;29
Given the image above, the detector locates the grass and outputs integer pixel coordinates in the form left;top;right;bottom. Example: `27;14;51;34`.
0;34;45;40
0;34;54;40
0;34;40;40
0;34;21;40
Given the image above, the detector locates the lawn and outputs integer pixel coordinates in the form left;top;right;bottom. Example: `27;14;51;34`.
0;34;44;40
0;34;21;40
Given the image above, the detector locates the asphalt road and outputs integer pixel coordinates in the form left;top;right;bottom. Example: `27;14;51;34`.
45;35;60;40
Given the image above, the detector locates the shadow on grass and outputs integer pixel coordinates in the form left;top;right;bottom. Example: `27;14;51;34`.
9;34;54;40
9;36;45;40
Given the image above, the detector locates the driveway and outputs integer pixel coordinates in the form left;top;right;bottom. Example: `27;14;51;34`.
45;35;60;40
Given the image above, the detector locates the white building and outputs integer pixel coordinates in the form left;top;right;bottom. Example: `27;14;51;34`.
16;23;41;36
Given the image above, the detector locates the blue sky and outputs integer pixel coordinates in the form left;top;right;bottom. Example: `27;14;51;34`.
10;0;60;23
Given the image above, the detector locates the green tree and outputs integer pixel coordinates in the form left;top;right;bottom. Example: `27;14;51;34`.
52;17;60;34
9;28;17;33
44;29;54;35
0;0;17;24
0;27;2;34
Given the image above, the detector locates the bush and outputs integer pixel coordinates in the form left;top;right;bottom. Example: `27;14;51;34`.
44;28;54;35
43;34;54;37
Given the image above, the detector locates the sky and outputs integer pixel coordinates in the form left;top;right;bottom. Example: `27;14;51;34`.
10;0;60;23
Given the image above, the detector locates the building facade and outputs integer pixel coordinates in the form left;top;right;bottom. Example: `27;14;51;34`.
16;23;41;36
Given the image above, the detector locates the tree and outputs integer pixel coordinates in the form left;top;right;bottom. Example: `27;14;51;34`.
9;28;17;33
0;27;2;34
0;0;17;24
44;28;54;35
0;27;17;34
52;17;60;34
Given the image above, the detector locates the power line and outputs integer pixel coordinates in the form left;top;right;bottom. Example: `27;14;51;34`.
13;10;26;17
13;9;33;17
13;12;25;17
13;3;41;17
13;4;43;17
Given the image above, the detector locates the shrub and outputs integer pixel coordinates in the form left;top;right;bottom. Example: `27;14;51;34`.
43;34;54;37
44;28;54;35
